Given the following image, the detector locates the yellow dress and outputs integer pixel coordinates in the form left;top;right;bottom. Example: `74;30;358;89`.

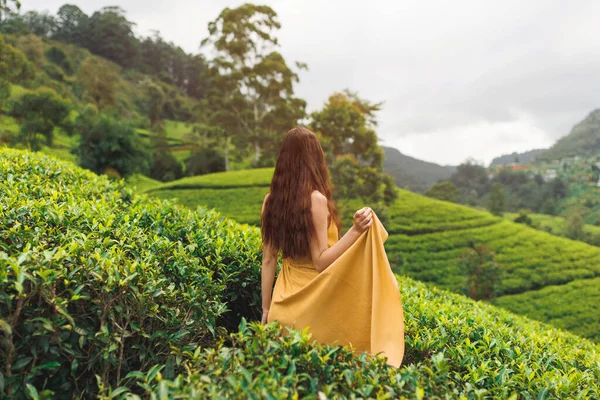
267;211;405;368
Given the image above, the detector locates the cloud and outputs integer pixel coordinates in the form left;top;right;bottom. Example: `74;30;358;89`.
21;0;600;165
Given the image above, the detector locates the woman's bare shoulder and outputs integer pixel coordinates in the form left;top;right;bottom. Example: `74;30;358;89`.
310;190;327;203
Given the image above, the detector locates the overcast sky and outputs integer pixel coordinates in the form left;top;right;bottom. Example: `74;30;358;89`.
22;0;600;166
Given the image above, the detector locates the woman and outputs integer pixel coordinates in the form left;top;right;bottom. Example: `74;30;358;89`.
260;126;405;367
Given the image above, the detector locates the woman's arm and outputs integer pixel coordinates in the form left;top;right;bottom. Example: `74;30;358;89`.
309;191;372;273
261;193;278;324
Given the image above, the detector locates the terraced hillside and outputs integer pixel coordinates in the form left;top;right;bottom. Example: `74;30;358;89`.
142;168;600;343
504;211;600;246
2;149;599;398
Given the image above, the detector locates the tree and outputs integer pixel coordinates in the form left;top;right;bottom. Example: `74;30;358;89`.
143;79;165;126
77;56;119;110
0;34;34;108
488;182;505;216
425;181;459;203
74;114;151;177
9;89;71;150
0;0;20;18
53;4;89;47
310;91;397;223
15;34;44;65
458;244;502;301
185;147;226;176
514;210;533;226
311;91;384;168
148;123;183;182
85;6;138;67
565;211;585;241
22;10;57;37
450;160;490;202
202;4;306;166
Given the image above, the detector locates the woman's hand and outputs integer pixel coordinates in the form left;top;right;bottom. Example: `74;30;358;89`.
353;207;373;233
261;309;269;324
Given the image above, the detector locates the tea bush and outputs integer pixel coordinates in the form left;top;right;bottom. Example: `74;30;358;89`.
3;150;599;398
494;277;600;342
117;279;600;399
0;149;262;397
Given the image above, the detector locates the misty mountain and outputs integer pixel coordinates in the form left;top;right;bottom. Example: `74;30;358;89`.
382;146;455;193
540;109;600;161
489;149;546;168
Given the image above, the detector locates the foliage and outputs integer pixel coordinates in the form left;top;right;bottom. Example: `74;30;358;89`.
45;45;72;74
202;3;306;167
8;88;71;150
488;182;505;216
425;181;458;203
0;0;20;14
564;212;585;241
494;277;600;342
0;34;34;109
513;210;533;226
0;149;263;397
185;147;226;177
450;159;490;203
73;114;151;177
76;56;119;110
311;91;397;218
3;150;600;398
14;33;44;65
458;244;502;300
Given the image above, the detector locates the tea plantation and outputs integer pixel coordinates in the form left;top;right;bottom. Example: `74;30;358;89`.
143;168;600;343
2;150;599;398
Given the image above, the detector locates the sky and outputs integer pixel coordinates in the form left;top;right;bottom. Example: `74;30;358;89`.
21;0;600;166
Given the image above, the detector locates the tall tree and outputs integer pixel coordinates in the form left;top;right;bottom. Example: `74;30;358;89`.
77;56;119;110
201;4;306;166
425;181;459;203
0;34;34;109
85;6;138;67
0;0;20;21
458;244;502;301
311;90;397;222
311;90;384;169
53;4;89;47
488;182;505;216
22;10;56;36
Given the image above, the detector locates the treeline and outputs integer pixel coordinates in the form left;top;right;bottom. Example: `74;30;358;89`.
426;161;569;215
0;5;209;99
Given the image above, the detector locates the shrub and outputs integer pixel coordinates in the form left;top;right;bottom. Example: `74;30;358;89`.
8;88;71;150
73;114;151;177
185;148;226;176
0;149;262;397
45;45;73;74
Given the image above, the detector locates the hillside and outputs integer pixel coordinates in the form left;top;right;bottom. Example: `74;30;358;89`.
141;168;600;343
504;211;600;246
382;146;455;193
489;148;545;168
2;149;599;398
540;109;600;160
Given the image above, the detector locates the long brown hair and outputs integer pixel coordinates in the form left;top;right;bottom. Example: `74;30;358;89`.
261;126;342;259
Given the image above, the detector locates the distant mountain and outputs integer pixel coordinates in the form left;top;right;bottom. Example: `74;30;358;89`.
382;146;455;193
539;109;600;161
489;149;546;168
